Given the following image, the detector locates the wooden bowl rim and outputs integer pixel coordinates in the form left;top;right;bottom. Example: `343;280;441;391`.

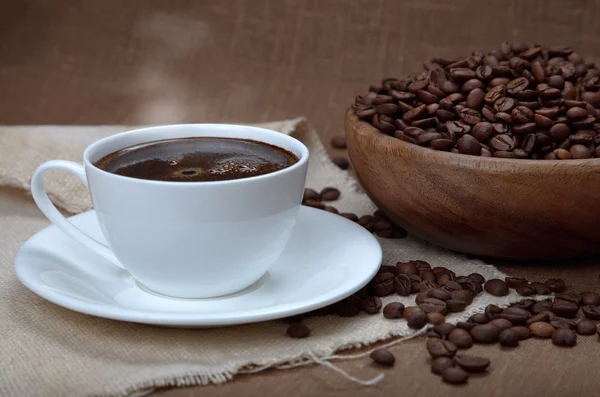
346;108;600;169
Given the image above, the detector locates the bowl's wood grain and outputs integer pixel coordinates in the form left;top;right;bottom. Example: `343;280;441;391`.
345;109;600;260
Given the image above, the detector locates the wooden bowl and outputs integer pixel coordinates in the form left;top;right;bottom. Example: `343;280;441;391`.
345;109;600;260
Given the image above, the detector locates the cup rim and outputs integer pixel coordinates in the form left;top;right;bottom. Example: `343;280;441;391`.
82;123;309;185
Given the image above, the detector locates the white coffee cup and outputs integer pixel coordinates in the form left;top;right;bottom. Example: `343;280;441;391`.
31;124;309;298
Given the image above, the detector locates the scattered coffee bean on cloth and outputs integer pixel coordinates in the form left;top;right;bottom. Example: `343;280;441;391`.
352;42;600;159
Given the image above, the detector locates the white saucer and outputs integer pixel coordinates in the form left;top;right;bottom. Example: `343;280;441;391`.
15;206;382;327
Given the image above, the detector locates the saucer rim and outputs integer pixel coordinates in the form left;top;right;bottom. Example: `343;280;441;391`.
15;206;382;327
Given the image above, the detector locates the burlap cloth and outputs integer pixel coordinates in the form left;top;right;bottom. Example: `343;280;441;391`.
0;119;551;397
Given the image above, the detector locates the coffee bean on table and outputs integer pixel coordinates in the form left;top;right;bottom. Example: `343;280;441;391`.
552;328;577;346
581;292;600;306
433;323;456;338
510;299;535;312
529;322;555;338
286;323;310;338
582;305;600;320
369;273;395;297
402;306;422;320
426;339;458;358
360;296;382;314
370;348;395;366
484;279;509;296
545;278;566;293
448;328;473;349
527;311;551;325
446;300;468;313
505;277;528;289
555;292;581;306
441;367;469;384
468;273;485;284
331;157;349;170
394;274;413;296
532;300;554;314
302;188;320;202
454;354;490;373
469;313;489;324
457;321;477;331
396;261;418;275
331;136;347;149
498;329;519;347
485;304;502;320
427;288;451;301
451;289;473;304
408;311;429;329
576;319;598;335
427;312;446;325
470;324;501;343
415;291;428;305
531;282;551;295
516;284;536;296
489;318;513;331
335;296;361;317
551;301;579;318
550;316;577;330
431;357;454;374
320;187;340;201
511;326;531;340
383;302;405;319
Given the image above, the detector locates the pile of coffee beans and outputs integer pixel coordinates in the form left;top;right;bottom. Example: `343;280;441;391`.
302;187;407;238
284;258;600;386
352;42;600;159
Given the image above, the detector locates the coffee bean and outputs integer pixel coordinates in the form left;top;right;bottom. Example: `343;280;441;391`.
302;188;320;202
395;261;417;275
431;357;454;375
402;306;421;320
582;305;600;320
470;324;500;343
552;328;577;347
549;123;571;142
485;304;502;320
581;292;600;306
415;291;428;305
433;323;456;338
380;302;405;320
490;134;515;152
516;284;536;296
407;310;429;329
420;298;447;314
500;307;532;325
370;348;395;366
499;329;519;347
469;313;489;324
421;271;437;284
570;144;592;159
466;88;485;109
576;319;597;335
457;321;477;331
484;279;509;296
494;97;516;113
545;278;566;293
459;108;483;125
454;354;490;373
426;339;457;358
394;274;412;296
526;311;551;325
511;326;531;340
403;104;427;122
550;316;578;330
427;288;451;301
531;282;551;295
370;272;396;297
448;328;473;349
286;323;310;338
335;296;361;317
360;296;382;314
551;301;579;318
505;277;528;289
441;367;469;384
451;290;474;304
530;321;555;338
446;300;468;313
331;157;349;170
320;187;340;201
555;292;581;305
467;273;486;284
331;136;346;149
427;312;446;325
489;318;513;331
456;134;482;155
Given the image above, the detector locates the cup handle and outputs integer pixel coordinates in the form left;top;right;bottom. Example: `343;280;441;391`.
31;160;119;265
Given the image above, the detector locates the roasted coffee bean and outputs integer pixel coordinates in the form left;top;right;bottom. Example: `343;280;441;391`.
426;339;457;358
331;136;346;149
433;323;456;339
570;144;592;159
576;319;598;335
451;290;474;304
470;324;500;343
545;278;566;293
462;79;486;93
500;307;532;325
526;311;551;325
555;292;581;305
441;367;469;384
441;281;462;293
335;296;361;317
394;274;412;296
510;299;535;312
466;88;485;109
489;318;513;331
495;111;512;123
403;104;427;122
516;284;536;296
457;321;477;331
551;301;579;318
581;292;600;306
427;288;451;301
505;277;528;289
552;328;577;347
582;305;600;320
511;106;534;124
469;313;489;324
331;157;349;169
531;282;551;295
471;122;494;142
549;123;571;142
407;310;429;329
409;274;422;293
468;273;486;284
420;298;447;314
550;316;577;330
427;312;446;325
446;300;468;313
360;296;382;314
421;271;438;284
511;326;531;340
448;328;473;349
484;279;509;296
320;187;340;201
485;304;502;320
499;329;519;347
382;302;405;319
494;97;516;112
431;357;454;375
456;134;482;155
370;348;395;366
402;306;422;320
370;273;395;297
286;323;310;338
454;354;490;373
530;321;555;338
415;291;428;305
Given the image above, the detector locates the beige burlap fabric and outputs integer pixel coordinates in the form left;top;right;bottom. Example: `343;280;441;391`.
0;120;545;397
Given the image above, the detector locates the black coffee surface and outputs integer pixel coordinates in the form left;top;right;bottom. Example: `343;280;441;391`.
94;137;298;182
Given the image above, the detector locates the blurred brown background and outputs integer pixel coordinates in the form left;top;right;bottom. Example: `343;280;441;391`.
2;1;600;396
